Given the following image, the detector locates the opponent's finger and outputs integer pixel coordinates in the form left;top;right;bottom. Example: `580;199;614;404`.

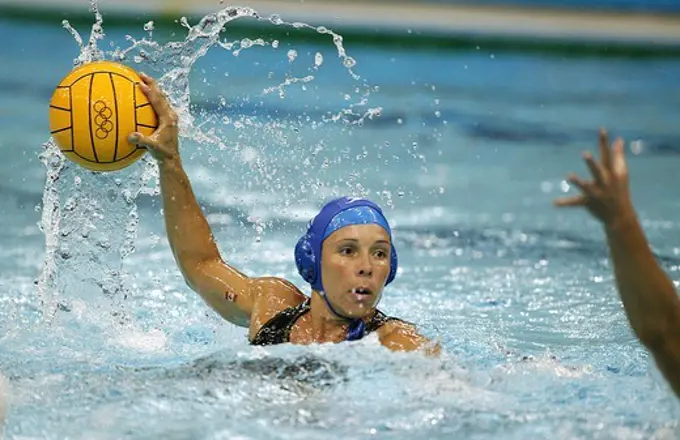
611;137;628;176
583;152;606;185
566;173;593;194
599;128;613;171
553;194;586;207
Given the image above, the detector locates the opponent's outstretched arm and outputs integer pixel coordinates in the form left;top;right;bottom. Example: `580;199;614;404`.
556;129;680;397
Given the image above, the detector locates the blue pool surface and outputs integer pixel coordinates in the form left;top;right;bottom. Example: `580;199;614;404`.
1;5;680;439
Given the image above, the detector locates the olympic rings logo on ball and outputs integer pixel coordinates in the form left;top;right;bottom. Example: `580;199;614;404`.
93;100;114;139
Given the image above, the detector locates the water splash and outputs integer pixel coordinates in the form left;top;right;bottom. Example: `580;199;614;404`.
107;6;376;129
38;2;382;324
62;0;106;66
36;140;65;321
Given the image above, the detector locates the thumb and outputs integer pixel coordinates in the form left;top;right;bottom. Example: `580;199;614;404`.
128;132;159;150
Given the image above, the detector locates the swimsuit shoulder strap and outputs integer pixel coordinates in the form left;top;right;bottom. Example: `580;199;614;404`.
365;309;411;335
250;298;311;346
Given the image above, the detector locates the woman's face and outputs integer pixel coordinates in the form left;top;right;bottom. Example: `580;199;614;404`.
320;224;392;318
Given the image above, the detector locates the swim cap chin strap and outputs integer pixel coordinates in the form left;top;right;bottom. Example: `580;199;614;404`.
318;291;366;341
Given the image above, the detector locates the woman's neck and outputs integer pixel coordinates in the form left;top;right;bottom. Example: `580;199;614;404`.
309;291;351;343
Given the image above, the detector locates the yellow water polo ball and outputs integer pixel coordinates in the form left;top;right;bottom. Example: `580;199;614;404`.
49;61;158;172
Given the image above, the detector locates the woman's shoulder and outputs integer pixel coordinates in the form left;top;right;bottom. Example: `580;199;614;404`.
253;276;307;306
374;314;417;335
248;277;308;336
373;315;439;354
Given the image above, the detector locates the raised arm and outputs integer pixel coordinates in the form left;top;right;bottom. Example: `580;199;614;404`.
129;73;255;327
555;129;680;396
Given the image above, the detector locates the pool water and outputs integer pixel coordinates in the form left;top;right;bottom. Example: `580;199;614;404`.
1;4;680;439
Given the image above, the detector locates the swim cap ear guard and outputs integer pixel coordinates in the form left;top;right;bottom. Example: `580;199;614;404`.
295;229;317;284
294;197;398;292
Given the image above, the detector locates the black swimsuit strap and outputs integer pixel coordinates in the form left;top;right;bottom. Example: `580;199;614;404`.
366;309;397;333
250;299;311;346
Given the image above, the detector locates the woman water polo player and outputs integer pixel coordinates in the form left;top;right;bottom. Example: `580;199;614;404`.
129;74;437;353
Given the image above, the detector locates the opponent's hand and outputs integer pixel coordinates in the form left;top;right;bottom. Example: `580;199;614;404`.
128;73;179;163
554;129;636;229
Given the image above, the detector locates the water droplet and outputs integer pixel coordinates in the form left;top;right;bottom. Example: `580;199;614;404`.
64;198;77;212
122;190;134;205
107;189;118;202
631;140;644;155
287;49;297;62
49;155;62;168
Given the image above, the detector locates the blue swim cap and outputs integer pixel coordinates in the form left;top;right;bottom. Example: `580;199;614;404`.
322;205;392;241
295;197;398;293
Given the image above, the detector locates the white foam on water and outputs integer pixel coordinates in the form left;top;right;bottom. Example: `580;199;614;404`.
108;328;168;353
0;372;7;432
